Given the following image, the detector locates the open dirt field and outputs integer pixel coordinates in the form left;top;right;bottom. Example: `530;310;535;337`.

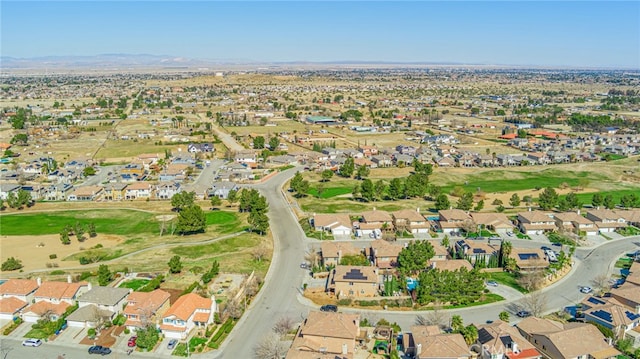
0;233;122;272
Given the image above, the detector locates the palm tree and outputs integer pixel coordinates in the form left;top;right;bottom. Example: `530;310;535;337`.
499;241;512;268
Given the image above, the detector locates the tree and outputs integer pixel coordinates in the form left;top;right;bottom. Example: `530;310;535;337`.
339;254;370;266
441;235;450;249
201;260;220;284
88;223;97;238
360;179;374;202
499;311;510;322
168;255;183;274
538;187;558;210
135;325;159;350
474;200;484;212
320;169;334;182
523;195;534;206
414;303;449;330
456;192;474;211
273;317;295;337
10;133;28;146
290;172;309;197
176;205;206;234
249;211;270;235
268;136;280;150
97;264;113;286
620;193;640;208
461;325;478;345
253;332;287;359
227;189;238;206
253;136;265;149
520;291;547;317
388;178;404;200
499;241;513;268
373;179;386;201
356;165;370;179
398;241;435;275
75;222;85;241
6;189;31;209
338;157;355;178
592;193;604;208
509;193;521;207
435;194;451;210
210;195;222;208
83;167;96;177
450;315;464;333
565;192;581;210
171;191;196;211
603;194;615;209
251;244;268;262
1;257;23;271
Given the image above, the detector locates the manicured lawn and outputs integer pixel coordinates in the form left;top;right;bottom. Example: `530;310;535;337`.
118;279;150;290
436;293;505;309
205;211;244;233
439;169;604;194
560;189;640;207
486;272;528;293
0;209;157;236
301;197;368;213
307;186;353;199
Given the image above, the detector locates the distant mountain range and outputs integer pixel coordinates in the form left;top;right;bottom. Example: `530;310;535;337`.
0;53;484;70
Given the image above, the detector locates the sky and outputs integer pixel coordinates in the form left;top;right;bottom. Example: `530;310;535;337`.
2;1;639;68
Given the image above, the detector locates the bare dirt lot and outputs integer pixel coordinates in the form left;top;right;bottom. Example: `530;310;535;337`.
0;233;122;272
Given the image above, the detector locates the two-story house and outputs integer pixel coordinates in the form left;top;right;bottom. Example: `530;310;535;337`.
320;242;362;268
369;239;403;269
403;325;471;359
124;182;154;200
329;266;379;298
475;319;541;359
156;182;181;200
66;286;131;328
286;311;360;358
160;293;216;339
392;209;430;234
123;289;171;331
586;209;628;233
517;211;556;235
103;183;127;201
22;278;89;323
438;209;472;234
553;212;597;236
580;296;640;341
0;279;39;320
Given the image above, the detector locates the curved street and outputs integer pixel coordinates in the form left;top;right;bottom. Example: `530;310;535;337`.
213;167;640;358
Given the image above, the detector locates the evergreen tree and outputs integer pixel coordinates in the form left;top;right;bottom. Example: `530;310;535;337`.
97;264;113;286
360;179;374;202
398;241;435;275
456;192;474;211
538;187;559;210
435;194;451;210
509;193;521;207
603;194;615;209
176;205;206;234
168;255;183;273
338;157;355;178
356;165;370;179
592;193;604;208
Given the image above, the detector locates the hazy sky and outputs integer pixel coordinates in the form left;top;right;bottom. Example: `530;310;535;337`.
2;1;639;68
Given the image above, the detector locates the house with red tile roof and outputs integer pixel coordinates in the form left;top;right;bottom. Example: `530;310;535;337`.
160;293;217;339
124;289;171;331
0;278;39;303
0;296;29;320
22;278;90;323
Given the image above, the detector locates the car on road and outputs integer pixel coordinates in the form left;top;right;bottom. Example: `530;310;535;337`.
580;286;593;294
300;262;310;269
88;345;112;355
486;280;498;287
22;339;42;347
127;336;137;347
516;310;531;318
167;339;178;350
506;231;514;237
320;304;338;312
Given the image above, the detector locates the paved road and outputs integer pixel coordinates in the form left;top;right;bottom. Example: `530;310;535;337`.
0;337;151;359
183;158;225;198
211;167;309;358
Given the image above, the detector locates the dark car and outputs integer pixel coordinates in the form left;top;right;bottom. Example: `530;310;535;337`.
167;339;178;350
516;310;531;318
320;304;338;312
88;345;112;355
540;246;551;252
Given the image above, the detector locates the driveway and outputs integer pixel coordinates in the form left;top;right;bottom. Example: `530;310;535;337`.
52;326;85;346
527;233;549;242
8;320;33;339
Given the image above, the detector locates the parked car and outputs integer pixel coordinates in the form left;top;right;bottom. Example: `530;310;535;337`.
516;310;531;318
320;304;338;312
300;262;310;269
540;246;551;252
88;345;112;355
167;339;178;350
486;280;498;287
580;286;593;294
506;231;514;237
127;336;137;347
22;339;42;347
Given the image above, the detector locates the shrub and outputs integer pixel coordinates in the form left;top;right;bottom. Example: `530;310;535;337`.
357;300;378;307
337;298;352;306
50;270;66;275
49;254;57;259
124;328;130;335
2;318;23;335
88;328;96;337
1;257;23;271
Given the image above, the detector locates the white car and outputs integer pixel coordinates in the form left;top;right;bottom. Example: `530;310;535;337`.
22;338;43;347
580;286;593;294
